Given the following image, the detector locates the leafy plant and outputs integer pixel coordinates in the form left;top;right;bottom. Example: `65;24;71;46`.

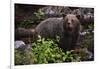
34;9;46;24
31;35;82;64
15;20;33;28
15;34;94;65
15;48;35;65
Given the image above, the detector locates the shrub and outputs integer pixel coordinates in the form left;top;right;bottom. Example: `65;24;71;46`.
15;20;34;28
31;35;82;64
15;48;35;65
34;9;47;24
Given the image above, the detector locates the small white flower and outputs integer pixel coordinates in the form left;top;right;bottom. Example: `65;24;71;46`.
80;32;87;36
38;35;41;39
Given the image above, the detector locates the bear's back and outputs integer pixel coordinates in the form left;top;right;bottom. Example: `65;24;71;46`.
35;17;64;38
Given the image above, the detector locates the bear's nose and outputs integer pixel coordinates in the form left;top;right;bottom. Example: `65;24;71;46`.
67;22;70;25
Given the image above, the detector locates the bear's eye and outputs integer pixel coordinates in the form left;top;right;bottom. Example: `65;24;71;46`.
71;19;74;23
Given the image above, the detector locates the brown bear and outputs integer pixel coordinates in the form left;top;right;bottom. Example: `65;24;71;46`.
35;14;81;51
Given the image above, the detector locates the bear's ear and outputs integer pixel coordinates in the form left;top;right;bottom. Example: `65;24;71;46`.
76;14;81;20
76;14;84;20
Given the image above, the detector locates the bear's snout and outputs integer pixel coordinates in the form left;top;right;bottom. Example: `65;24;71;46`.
67;23;73;31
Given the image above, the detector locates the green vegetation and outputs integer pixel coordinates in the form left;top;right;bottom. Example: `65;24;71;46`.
15;34;93;65
15;9;46;29
15;20;33;28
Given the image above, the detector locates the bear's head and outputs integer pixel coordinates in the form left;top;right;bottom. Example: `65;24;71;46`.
62;14;81;35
